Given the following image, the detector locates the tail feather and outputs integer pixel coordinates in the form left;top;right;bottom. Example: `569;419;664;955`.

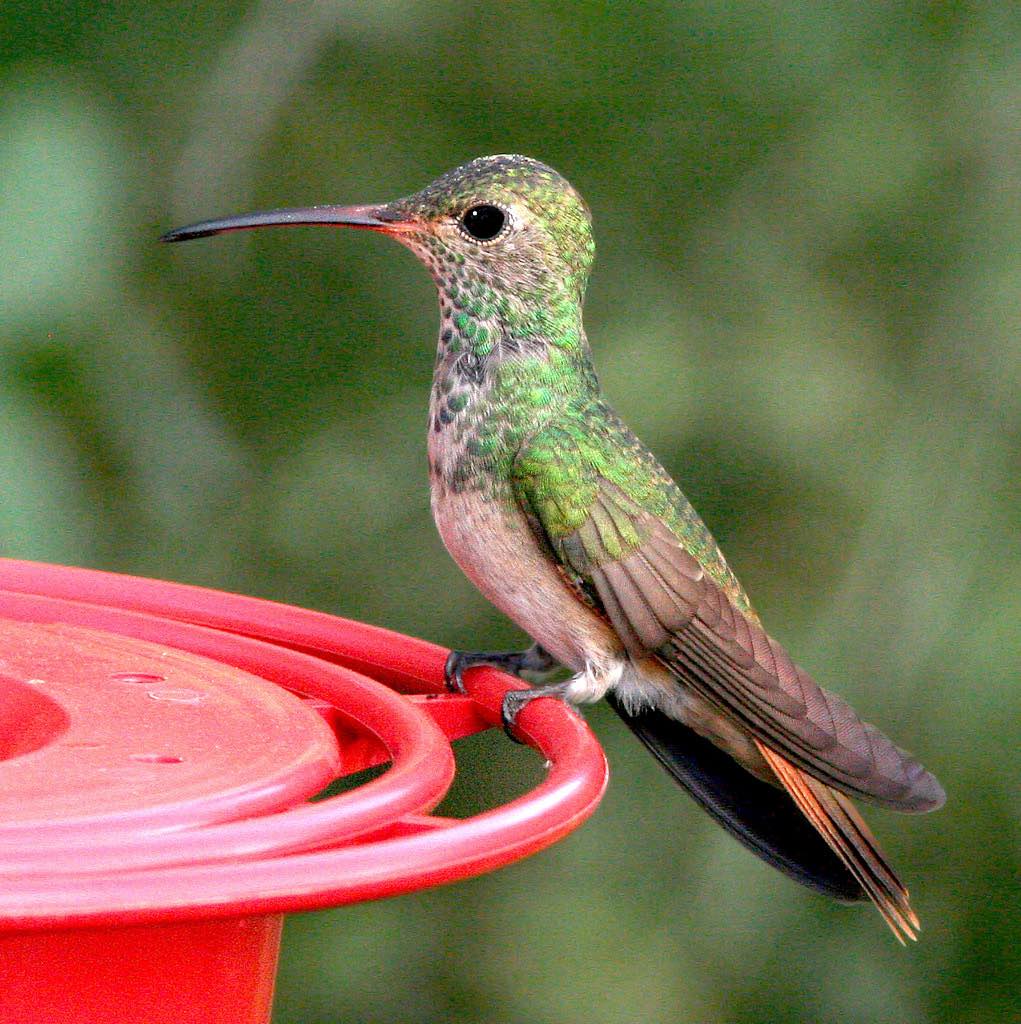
607;696;865;901
758;741;920;943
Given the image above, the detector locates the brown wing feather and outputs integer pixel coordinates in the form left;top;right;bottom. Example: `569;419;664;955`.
570;482;945;813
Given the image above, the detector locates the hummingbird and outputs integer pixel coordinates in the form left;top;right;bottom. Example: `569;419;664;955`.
163;154;945;940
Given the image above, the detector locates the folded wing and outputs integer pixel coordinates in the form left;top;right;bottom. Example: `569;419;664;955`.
511;438;945;814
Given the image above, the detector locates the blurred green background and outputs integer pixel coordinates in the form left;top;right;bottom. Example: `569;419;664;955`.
2;1;1019;1021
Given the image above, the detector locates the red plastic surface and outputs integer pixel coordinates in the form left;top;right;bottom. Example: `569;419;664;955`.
0;559;608;927
0;916;282;1024
0;620;339;833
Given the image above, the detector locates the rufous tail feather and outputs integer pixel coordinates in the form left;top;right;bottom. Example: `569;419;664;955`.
757;741;921;943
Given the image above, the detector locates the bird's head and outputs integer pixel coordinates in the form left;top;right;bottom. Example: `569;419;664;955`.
162;155;595;304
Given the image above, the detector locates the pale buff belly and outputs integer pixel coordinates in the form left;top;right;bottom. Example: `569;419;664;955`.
430;486;621;674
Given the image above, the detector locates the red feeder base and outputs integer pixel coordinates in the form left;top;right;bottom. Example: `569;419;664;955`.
0;917;282;1024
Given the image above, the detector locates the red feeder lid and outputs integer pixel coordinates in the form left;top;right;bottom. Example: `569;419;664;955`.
0;559;608;931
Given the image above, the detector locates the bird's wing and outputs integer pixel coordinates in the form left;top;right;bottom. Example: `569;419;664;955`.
511;428;945;814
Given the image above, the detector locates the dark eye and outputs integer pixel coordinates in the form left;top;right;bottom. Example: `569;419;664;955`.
460;204;506;241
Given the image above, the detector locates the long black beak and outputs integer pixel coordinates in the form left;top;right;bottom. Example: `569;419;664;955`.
160;203;411;243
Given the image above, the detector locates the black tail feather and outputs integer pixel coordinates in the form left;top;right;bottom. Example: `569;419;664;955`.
607;695;866;902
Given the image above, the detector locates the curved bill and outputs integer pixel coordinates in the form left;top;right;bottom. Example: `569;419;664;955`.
160;203;410;243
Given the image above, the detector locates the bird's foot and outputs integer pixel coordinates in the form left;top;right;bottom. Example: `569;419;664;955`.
444;644;558;695
501;680;579;743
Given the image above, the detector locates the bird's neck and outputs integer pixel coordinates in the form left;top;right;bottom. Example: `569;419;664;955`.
427;282;598;495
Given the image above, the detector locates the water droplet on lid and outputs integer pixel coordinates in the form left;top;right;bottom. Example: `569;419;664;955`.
111;672;166;685
146;687;204;704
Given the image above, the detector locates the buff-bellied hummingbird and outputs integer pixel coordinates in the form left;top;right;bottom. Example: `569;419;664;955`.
162;154;945;940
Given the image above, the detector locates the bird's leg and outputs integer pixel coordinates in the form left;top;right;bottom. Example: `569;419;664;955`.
445;645;578;743
444;643;558;694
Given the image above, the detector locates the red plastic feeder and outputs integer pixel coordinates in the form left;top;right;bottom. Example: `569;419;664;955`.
0;559;607;1024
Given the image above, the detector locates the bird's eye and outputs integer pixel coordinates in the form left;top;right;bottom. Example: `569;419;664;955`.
460;204;506;241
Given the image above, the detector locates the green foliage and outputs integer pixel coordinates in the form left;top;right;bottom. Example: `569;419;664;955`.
2;3;1019;1021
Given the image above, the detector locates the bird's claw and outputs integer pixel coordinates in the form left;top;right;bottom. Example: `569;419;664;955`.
500;689;534;743
500;684;578;743
443;650;471;695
